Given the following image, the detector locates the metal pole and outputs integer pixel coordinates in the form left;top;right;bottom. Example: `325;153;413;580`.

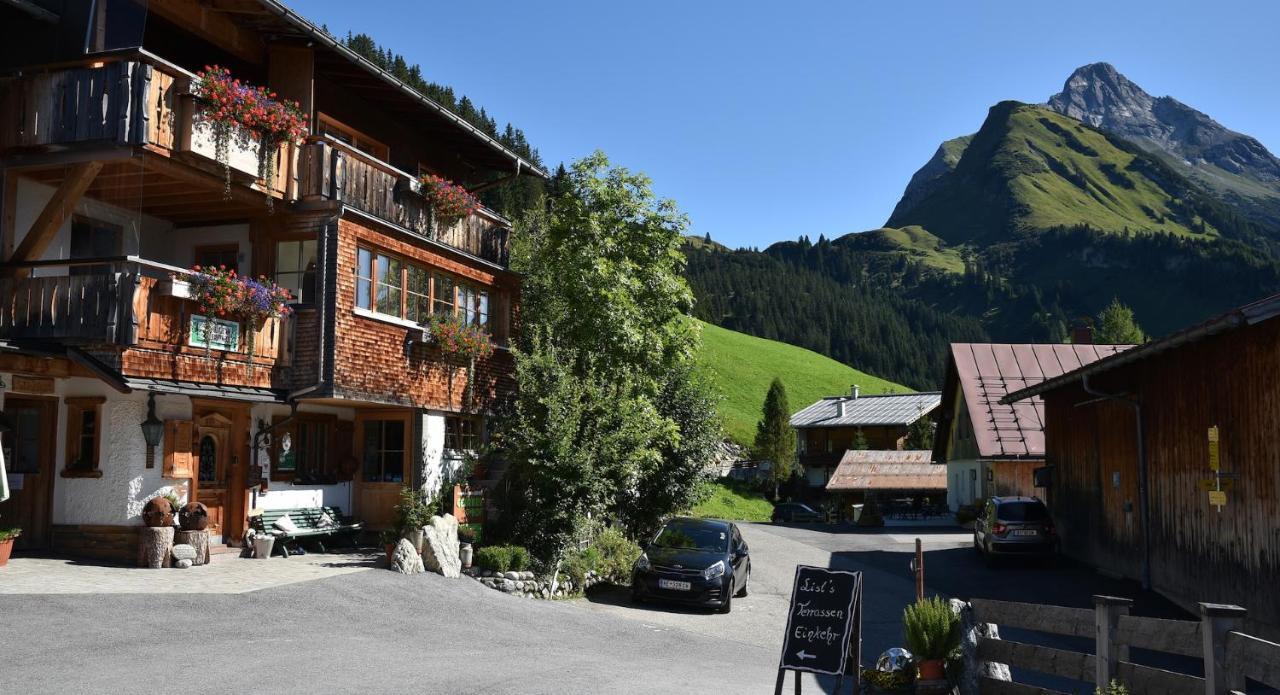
915;538;924;601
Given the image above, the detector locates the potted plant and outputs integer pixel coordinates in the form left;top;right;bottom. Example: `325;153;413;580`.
393;485;431;553
458;525;477;569
419;173;480;230
902;596;961;681
379;529;398;565
0;519;20;567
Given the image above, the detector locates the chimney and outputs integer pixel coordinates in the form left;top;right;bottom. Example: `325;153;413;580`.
850;384;860;399
1071;319;1093;345
835;400;846;418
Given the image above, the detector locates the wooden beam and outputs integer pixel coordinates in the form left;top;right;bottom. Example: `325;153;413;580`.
148;0;265;65
138;150;268;208
9;161;103;275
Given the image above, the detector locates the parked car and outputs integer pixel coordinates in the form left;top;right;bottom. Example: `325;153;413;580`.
771;502;824;523
973;496;1058;563
631;517;750;613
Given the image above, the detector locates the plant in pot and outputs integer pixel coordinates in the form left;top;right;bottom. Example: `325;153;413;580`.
0;515;20;567
902;596;961;681
393;486;431;553
457;525;477;569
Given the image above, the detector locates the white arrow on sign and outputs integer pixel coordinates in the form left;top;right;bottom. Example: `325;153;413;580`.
796;650;816;661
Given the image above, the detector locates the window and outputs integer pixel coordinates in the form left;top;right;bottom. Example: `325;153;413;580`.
445;416;481;451
433;274;455;316
63;397;104;476
356;247;373;310
317;114;389;161
195;244;239;274
198;435;218;483
406;266;431;324
272;415;334;483
70;217;121;276
458;285;489;327
275;239;317;303
362;419;405;483
375;253;402;315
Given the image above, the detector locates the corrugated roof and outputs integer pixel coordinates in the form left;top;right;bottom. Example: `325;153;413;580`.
790;392;940;429
949;343;1132;458
826;452;945;491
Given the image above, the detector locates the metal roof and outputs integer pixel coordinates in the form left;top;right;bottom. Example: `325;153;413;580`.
125;378;285;403
945;343;1132;459
790;392;940;429
1002;292;1280;404
826;452;945;492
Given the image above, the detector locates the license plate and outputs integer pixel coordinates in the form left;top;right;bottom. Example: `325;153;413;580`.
1012;529;1038;537
658;579;692;591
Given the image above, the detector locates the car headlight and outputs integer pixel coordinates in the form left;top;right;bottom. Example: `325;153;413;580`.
704;560;725;580
634;553;650;572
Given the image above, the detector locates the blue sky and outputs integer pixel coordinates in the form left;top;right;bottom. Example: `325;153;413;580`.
295;0;1280;249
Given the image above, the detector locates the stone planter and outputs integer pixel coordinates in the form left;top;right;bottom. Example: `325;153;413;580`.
252;535;275;559
405;528;424;555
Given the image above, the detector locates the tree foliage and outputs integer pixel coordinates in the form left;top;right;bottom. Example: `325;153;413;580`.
1094;298;1146;344
501;152;720;564
753;378;796;488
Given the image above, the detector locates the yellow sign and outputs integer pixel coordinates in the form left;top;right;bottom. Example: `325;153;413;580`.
1209;490;1227;507
1198;478;1235;491
1208;426;1221;471
1207;426;1219;443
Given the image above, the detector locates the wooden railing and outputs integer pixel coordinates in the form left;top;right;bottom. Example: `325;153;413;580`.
966;595;1280;694
297;136;511;265
0;256;291;368
0;49;290;196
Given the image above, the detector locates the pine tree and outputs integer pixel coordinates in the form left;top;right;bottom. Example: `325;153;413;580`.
1094;298;1146;344
754;378;796;496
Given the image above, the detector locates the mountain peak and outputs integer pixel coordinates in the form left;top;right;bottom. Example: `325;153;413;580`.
1048;63;1153;129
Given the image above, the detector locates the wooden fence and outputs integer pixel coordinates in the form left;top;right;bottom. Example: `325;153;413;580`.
970;596;1280;694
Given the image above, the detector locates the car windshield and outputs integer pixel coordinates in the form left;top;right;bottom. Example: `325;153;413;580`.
998;502;1049;522
652;522;729;552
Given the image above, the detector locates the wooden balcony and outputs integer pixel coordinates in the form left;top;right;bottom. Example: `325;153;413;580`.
297;137;512;266
0;49;291;203
0;257;291;388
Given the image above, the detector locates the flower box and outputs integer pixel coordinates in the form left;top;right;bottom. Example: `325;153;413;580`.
157;278;193;300
178;99;263;180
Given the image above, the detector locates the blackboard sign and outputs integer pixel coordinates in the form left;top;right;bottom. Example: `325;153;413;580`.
778;566;863;678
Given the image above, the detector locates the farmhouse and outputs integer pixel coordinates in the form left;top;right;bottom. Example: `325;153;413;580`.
0;0;542;561
932;342;1131;511
1003;293;1280;638
790;388;939;489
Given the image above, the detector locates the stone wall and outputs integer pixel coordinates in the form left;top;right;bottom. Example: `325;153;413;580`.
463;567;604;600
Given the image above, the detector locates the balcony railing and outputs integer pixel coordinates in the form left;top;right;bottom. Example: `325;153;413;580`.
0;256;291;377
297;136;511;266
0;49;290;196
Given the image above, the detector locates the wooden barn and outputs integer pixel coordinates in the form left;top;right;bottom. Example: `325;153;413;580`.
1004;293;1280;638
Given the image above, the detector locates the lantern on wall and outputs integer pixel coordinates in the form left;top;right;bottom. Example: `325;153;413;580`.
140;392;164;468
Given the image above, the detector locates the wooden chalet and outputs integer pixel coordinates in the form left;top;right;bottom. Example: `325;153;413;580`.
931;342;1131;511
0;0;543;561
1003;293;1280;638
790;388;940;488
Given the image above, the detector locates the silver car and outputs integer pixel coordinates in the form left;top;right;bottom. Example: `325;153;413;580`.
973;496;1059;563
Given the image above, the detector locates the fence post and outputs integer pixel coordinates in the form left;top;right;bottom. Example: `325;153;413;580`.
1094;595;1132;689
1200;602;1246;695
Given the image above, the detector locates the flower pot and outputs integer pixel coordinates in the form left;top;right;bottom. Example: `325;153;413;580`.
405;528;424;554
142;497;176;528
178;502;210;531
158;278;193;299
459;542;473;569
0;537;15;567
916;658;945;681
252;535;275;559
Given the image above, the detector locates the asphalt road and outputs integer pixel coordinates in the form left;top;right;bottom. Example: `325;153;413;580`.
0;522;1195;695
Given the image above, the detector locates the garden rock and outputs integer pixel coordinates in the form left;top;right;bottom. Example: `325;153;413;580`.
390;538;425;575
420;514;461;578
175;559;193;569
171;544;197;562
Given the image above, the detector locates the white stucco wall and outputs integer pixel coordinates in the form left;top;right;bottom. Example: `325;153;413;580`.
14;178;171;274
417;411;467;498
249;402;355;514
946;459;983;511
167;223;251;274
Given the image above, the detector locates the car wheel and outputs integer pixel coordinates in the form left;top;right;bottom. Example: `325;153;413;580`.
718;591;733;614
736;566;750;597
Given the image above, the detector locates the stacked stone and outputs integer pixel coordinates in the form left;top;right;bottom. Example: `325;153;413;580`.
462;568;604;599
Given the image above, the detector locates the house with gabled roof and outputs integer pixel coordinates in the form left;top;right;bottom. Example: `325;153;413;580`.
790;388;940;488
932;341;1132;511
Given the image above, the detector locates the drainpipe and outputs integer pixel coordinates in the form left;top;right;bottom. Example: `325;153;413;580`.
1082;372;1152;590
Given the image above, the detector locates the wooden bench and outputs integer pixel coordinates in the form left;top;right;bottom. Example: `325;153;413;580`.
249;507;363;558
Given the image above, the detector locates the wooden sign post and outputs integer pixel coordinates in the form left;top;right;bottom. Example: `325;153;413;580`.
775;566;863;694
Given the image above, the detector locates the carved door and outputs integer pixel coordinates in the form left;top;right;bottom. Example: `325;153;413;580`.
194;413;232;543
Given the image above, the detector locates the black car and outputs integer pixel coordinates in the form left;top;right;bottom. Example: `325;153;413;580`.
771;502;824;523
973;496;1059;562
631;517;750;613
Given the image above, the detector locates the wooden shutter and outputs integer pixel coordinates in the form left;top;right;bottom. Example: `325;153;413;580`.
163;420;194;479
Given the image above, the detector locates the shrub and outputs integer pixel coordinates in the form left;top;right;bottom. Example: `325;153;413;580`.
561;546;601;587
393;485;433;535
593;527;642;585
1096;681;1129;695
903;596;961;660
474;545;532;573
955;505;978;525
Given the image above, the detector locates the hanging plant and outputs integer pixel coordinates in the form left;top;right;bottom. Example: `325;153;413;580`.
427;313;494;361
185;266;292;363
238;276;294;368
193;65;309;206
420;174;480;231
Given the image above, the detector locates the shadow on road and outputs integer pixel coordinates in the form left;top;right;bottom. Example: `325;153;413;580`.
582;584;729;617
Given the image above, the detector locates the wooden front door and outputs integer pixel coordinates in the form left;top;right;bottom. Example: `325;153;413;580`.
354;411;412;530
1;397;57;550
194;413;232;542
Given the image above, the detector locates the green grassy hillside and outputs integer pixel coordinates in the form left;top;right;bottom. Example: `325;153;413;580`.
695;320;908;445
843;226;965;274
888;102;1223;245
689;480;773;522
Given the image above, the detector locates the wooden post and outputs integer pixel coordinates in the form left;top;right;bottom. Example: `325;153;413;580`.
1200;602;1246;695
1093;595;1132;688
915;538;924;601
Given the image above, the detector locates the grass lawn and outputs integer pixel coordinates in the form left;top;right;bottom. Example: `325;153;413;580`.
689;480;774;522
696;320;909;445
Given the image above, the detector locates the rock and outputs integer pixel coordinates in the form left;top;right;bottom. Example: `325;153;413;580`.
514;581;524;591
523;571;536;580
420;514;461;578
171;544;197;562
390;538;425;575
504;571;519;581
175;559;193;569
